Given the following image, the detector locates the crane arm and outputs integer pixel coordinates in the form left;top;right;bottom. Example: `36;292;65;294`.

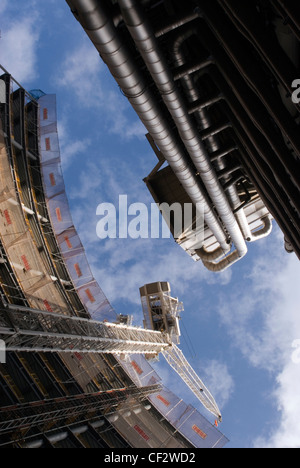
162;344;222;422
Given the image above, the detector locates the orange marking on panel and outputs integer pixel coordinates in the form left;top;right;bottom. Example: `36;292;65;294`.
56;207;62;222
4;209;12;226
49;173;56;186
156;395;170;407
21;255;31;272
45;137;51;151
131;361;143;375
64;236;72;249
85;289;96;303
74;263;82;278
43;300;53;313
134;425;149;441
192;425;207;440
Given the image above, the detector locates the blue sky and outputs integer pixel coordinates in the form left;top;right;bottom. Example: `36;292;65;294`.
1;0;300;448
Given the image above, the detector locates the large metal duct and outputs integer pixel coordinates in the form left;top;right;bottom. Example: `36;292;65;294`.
118;0;248;263
172;29;273;245
172;29;252;244
66;0;232;255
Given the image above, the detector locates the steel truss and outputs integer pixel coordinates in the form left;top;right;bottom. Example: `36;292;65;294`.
0;303;171;355
162;344;222;421
0;384;160;436
0;301;221;420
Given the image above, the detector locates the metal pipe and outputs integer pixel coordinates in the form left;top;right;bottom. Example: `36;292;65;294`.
187;93;224;114
238;138;300;255
118;0;247;261
195;21;300;215
187;70;276;248
220;0;299;99
251;215;273;240
217;165;242;180
270;0;300;43
173;57;215;81
155;9;202;38
113;0;152;27
244;155;300;257
200;209;271;268
277;0;300;33
200;121;232;140
284;237;294;254
172;27;252;248
213;83;299;246
66;0;230;253
220;99;300;256
202;250;240;272
198;1;300;172
231;129;300;254
218;75;300;217
209;144;238;162
196;245;225;262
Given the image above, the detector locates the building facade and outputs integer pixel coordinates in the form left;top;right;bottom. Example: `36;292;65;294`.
66;0;300;270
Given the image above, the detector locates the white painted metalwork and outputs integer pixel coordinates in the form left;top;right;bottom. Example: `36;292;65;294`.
0;303;171;356
0;296;221;420
140;282;221;421
162;344;222;421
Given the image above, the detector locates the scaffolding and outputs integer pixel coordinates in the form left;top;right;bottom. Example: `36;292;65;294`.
38;94;115;322
0;302;171;355
0;385;160;436
0;75;75;317
0;296;221;421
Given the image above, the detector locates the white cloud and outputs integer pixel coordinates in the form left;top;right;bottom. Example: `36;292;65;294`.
70;161;103;200
0;16;40;84
69;152;234;314
88;238;200;305
218;228;300;448
202;360;235;410
56;41;146;141
57;118;91;170
56;42;104;106
219;239;300;371
106;95;146;140
255;362;300;448
77;208;228;311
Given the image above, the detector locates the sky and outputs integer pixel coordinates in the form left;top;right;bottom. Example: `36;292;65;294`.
1;0;300;449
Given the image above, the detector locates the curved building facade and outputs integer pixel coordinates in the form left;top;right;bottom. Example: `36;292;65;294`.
0;69;228;448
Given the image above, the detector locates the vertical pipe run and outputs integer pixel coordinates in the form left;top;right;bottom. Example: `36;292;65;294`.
118;0;247;262
172;29;253;246
67;0;231;254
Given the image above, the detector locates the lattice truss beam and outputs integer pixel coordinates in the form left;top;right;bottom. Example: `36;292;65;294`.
162;344;222;421
0;303;171;355
0;302;221;420
0;385;161;436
